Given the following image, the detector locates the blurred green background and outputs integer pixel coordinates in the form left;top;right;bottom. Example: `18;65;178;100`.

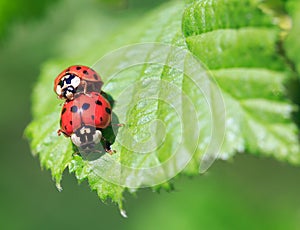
1;0;300;229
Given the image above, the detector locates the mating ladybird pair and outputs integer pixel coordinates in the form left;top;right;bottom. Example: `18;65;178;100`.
54;65;114;153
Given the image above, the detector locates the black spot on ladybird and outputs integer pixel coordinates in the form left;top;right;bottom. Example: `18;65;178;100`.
82;103;90;110
70;121;73;125
91;115;95;120
65;74;75;84
59;80;64;87
71;106;78;113
76;66;81;70
93;74;98;80
100;117;103;121
62;107;66;114
83;70;88;75
105;107;111;114
95;100;102;106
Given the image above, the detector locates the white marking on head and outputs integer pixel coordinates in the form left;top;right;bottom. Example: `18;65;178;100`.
80;127;91;135
56;85;62;95
93;130;102;144
72;76;81;88
71;133;81;147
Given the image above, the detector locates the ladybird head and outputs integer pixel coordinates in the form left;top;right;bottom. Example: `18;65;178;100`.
71;126;102;150
56;74;81;100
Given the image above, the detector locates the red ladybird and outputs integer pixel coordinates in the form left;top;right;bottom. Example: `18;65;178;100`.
58;92;112;151
54;65;103;100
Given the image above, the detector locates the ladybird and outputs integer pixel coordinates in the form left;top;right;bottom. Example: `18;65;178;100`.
58;92;112;151
54;65;103;100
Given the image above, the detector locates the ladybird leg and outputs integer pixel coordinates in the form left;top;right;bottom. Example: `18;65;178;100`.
57;129;63;136
101;136;116;154
106;149;116;155
82;80;88;95
58;129;70;137
105;141;116;154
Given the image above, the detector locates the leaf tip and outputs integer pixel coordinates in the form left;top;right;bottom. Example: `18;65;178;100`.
120;209;128;218
56;182;63;192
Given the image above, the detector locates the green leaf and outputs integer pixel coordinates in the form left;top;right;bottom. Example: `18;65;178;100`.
25;112;73;187
186;28;285;70
182;0;300;162
285;0;300;76
25;0;300;214
182;0;274;37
